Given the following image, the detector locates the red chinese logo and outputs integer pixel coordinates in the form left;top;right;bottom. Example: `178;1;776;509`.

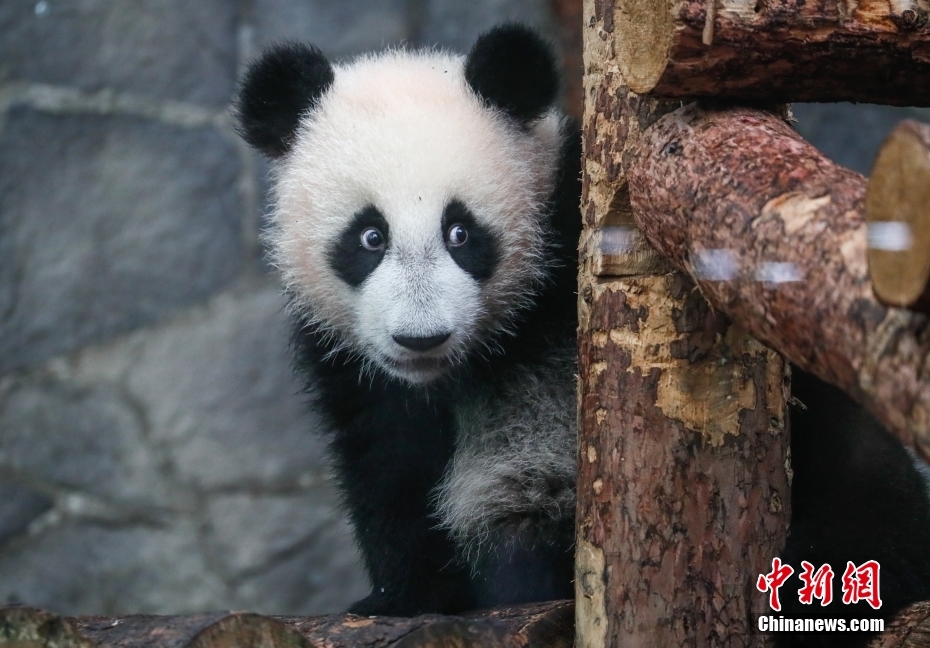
757;557;794;612
757;559;882;611
841;560;882;610
798;561;834;606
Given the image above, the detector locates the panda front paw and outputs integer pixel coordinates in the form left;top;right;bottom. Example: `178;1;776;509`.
348;591;400;617
348;581;476;617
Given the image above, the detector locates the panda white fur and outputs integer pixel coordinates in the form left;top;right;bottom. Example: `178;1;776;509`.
236;25;580;615
235;23;930;644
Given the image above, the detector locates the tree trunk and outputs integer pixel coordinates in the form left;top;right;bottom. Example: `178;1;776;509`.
626;103;930;461
610;0;930;106
576;2;790;646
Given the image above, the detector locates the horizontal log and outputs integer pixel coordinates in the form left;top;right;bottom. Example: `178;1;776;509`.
3;599;929;646
0;601;573;648
607;0;930;105
866;120;930;312
625;104;930;459
867;601;930;647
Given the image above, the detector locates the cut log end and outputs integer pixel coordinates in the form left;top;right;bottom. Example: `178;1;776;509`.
866;119;930;312
613;0;675;93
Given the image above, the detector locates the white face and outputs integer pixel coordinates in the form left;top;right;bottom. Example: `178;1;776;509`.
268;50;563;384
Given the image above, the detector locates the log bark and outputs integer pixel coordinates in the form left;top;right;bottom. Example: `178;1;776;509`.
577;2;790;647
626;103;930;460
866;120;930;312
867;601;930;648
0;601;573;648
607;0;930;106
5;600;930;648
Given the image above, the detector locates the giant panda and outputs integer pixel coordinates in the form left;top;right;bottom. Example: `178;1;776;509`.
235;22;930;645
236;24;580;615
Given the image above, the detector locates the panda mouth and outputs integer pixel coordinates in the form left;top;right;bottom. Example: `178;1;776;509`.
389;355;453;372
381;351;459;382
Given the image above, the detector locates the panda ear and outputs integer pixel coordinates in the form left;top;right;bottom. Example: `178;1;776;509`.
235;42;334;158
464;23;559;126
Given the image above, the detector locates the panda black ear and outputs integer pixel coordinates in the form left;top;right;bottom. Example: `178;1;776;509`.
464;23;559;126
234;42;334;158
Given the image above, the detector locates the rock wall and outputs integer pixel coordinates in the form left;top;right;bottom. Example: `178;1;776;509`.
0;0;555;616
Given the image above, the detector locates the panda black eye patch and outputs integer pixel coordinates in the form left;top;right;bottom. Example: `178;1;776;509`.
442;200;498;282
328;205;389;287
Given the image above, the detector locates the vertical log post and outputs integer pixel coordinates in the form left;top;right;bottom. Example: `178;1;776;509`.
575;2;791;646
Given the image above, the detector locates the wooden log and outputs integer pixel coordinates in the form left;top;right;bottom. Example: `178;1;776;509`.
626;103;930;460
605;0;930;106
866;120;930;312
867;601;930;648
551;0;584;119
0;605;94;648
0;601;573;648
5;600;930;647
577;2;790;646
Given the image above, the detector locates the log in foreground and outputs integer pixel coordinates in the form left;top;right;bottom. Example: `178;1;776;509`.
626;104;930;459
0;601;573;648
866;119;930;312
606;0;930;105
869;601;930;648
3;600;930;647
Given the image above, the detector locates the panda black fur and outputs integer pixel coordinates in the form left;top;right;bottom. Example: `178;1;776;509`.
237;25;580;615
235;23;930;643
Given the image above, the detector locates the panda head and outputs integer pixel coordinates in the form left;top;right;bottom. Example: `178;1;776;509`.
236;24;564;385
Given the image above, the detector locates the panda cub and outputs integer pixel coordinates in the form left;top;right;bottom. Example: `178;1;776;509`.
235;21;930;639
236;24;580;615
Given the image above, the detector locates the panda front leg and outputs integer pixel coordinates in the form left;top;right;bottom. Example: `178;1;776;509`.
435;375;578;607
344;492;476;616
468;515;575;607
435;457;577;607
330;396;478;617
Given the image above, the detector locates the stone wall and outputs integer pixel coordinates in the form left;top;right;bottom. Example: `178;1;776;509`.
2;0;928;620
0;0;555;616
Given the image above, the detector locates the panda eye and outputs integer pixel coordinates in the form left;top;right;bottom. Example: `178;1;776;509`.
360;227;385;251
446;224;468;247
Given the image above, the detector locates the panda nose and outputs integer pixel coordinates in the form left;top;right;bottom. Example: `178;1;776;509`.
392;333;451;352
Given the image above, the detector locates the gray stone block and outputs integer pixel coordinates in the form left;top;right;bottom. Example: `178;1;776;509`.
0;107;243;374
203;487;346;577
793;104;930;175
232;511;368;615
0;478;53;546
0;520;227;615
119;285;329;489
0;0;238;107
417;0;556;53
252;0;408;59
0;381;170;507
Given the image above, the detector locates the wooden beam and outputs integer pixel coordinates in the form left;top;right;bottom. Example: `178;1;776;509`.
576;2;789;646
626;103;930;460
608;0;930;106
